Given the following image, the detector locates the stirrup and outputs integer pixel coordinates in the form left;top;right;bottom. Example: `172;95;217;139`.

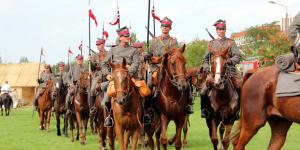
90;106;96;114
104;117;114;127
143;114;151;125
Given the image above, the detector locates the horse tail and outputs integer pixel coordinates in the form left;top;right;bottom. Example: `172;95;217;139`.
230;120;241;145
242;69;257;85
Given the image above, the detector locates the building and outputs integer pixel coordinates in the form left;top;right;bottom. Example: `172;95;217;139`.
0;63;42;105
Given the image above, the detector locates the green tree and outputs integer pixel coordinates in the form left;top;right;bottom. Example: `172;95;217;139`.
19;56;29;63
184;39;208;68
241;22;291;66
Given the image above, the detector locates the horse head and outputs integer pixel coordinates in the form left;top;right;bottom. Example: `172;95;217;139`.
78;71;90;94
209;47;230;90
52;75;66;100
109;58;131;105
162;44;188;91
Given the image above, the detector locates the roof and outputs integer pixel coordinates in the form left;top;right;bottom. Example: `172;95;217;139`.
231;31;247;39
0;63;42;87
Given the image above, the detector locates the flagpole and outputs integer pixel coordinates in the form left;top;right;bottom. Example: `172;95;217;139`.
102;22;104;39
117;0;120;29
67;48;70;71
147;0;151;52
88;8;92;109
153;1;156;37
37;48;42;81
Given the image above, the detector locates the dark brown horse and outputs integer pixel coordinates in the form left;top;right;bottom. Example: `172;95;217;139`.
38;80;54;131
0;93;13;116
232;65;300;150
72;71;90;144
205;50;239;150
52;76;68;136
157;45;190;150
109;58;143;150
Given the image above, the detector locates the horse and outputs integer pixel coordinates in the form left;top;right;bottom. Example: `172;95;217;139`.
37;80;54;131
156;44;190;150
71;71;90;145
109;58;143;150
232;65;300;150
0;93;13;116
52;75;68;136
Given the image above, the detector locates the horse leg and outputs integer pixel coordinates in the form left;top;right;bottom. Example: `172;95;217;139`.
115;123;125;150
75;112;85;144
124;130;131;150
56;113;61;136
146;130;155;150
156;127;161;150
64;114;69;137
107;127;115;150
174;119;184;150
69;115;75;142
39;110;44;130
221;124;233;150
267;116;292;150
182;116;188;147
46;110;51;131
160;114;171;150
131;129;141;150
210;119;219;150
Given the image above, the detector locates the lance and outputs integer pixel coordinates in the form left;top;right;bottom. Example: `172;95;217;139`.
205;28;215;40
33;47;43;118
117;1;120;29
152;1;156;37
88;8;92;108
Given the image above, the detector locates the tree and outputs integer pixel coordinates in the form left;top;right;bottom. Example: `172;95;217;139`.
241;22;291;66
19;56;29;63
184;39;208;68
130;32;137;44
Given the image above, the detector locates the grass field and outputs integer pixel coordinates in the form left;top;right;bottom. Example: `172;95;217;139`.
1;98;300;150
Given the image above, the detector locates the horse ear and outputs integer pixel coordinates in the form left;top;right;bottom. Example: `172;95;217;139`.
122;57;127;68
180;44;186;53
109;60;114;69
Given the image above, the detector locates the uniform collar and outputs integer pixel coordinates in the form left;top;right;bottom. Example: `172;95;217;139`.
217;36;226;40
160;35;170;40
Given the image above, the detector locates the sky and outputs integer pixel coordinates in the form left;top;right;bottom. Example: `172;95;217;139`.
0;0;299;65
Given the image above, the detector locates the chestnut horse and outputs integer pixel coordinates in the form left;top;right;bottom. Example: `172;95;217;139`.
205;49;239;150
73;71;90;144
232;65;300;150
38;80;54;131
52;75;68;136
156;45;190;150
109;58;143;150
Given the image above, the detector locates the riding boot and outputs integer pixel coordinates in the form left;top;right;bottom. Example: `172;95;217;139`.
65;92;72;115
142;97;152;124
89;96;96;115
104;94;113;127
200;94;209;118
34;96;38;111
185;86;194;115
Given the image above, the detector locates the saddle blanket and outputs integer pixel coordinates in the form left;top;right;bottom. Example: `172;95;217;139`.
276;72;300;97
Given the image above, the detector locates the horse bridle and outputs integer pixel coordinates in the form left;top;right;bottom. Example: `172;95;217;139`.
112;68;133;105
165;54;186;88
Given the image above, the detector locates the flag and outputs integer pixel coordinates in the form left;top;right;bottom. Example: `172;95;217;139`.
78;41;83;50
68;49;73;55
109;11;120;26
151;6;160;21
103;31;109;39
89;9;98;26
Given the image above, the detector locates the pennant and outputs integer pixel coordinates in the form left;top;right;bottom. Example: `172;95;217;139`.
89;9;98;26
109;11;120;26
151;6;160;21
103;31;109;39
68;49;73;55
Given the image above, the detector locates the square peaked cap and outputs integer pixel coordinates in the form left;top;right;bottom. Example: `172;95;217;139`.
160;17;172;27
133;42;143;48
58;61;65;67
117;26;130;37
213;19;226;28
76;54;84;60
96;38;105;45
44;64;51;69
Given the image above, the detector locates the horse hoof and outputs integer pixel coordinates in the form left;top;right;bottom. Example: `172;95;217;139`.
71;139;74;142
168;139;175;145
183;140;187;147
81;141;86;145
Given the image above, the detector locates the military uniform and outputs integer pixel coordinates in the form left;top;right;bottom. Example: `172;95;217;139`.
90;38;107;114
133;42;145;79
34;64;55;110
65;55;86;112
101;26;142;127
201;19;242;118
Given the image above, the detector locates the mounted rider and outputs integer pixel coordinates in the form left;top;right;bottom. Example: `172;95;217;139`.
34;64;55;111
52;61;68;112
65;55;86;114
133;42;146;79
144;16;194;115
200;19;242;118
100;26;150;127
90;38;107;115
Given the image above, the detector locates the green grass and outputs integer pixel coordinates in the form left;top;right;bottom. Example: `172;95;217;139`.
0;98;300;150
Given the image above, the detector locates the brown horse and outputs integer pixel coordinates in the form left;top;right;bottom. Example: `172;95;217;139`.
38;80;54;131
52;76;68;136
73;71;90;144
232;65;300;150
205;50;239;150
109;58;143;150
157;45;190;150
